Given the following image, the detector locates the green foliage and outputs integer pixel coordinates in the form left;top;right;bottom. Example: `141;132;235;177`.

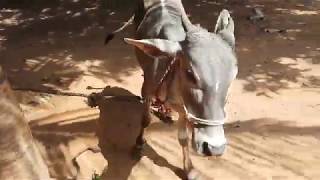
92;171;101;180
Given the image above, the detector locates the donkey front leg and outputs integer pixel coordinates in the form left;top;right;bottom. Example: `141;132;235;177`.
178;116;193;174
132;97;152;158
178;116;200;180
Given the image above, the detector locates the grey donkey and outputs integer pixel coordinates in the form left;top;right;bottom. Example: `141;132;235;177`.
108;0;237;178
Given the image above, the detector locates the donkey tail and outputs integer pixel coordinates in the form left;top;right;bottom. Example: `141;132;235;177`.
104;14;135;45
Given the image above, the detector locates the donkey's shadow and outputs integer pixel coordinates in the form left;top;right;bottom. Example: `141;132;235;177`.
95;86;184;180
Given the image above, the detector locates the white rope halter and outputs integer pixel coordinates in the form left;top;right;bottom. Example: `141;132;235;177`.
183;106;225;126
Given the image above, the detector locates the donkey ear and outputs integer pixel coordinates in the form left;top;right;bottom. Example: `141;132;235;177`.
214;9;235;49
124;38;181;58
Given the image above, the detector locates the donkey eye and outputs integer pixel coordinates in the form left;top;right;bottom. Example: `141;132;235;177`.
185;69;197;84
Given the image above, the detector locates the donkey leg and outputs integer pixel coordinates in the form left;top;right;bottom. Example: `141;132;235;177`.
177;116;193;174
178;117;200;180
132;97;152;158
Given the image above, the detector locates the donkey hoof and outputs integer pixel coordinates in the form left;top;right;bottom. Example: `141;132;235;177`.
187;169;200;180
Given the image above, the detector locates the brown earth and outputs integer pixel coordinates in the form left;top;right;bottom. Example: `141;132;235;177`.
1;0;320;179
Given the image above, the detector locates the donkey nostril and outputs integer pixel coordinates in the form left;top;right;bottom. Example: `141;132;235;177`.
202;142;212;156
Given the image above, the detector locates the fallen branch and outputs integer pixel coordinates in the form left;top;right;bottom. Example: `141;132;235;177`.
104;14;135;45
12;87;143;107
264;28;287;34
13;87;88;97
13;87;175;124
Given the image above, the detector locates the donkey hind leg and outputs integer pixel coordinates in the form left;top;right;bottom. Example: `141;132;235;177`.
177;116;200;180
132;97;152;159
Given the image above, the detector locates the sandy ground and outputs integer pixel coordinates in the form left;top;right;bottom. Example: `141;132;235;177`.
1;0;320;179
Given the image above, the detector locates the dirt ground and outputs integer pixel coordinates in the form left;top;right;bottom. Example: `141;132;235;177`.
1;0;320;179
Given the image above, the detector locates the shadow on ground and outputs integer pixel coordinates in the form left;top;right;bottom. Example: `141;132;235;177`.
0;0;319;97
0;0;138;92
184;0;320;96
30;87;320;179
31;86;184;179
